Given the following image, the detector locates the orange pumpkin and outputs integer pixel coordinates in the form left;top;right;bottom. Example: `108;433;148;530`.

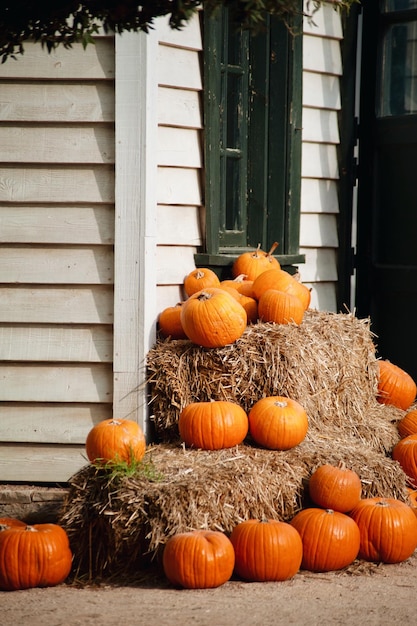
230;519;302;582
308;463;362;513
179;400;248;450
258;289;305;325
0;523;73;591
162;530;235;589
406;488;417;518
232;243;280;281
85;418;146;466
158;303;188;339
392;434;417;485
290;508;360;572
183;268;220;297
180;287;247;348
0;517;26;530
248;396;308;450
377;360;417;411
398;409;417;438
252;267;295;301
349;497;417;563
220;275;255;299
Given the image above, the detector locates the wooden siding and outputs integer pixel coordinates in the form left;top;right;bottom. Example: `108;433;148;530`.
301;3;343;312
0;36;116;481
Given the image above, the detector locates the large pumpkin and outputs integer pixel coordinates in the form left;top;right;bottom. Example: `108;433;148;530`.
162;530;235;589
179;400;248;450
258;288;305;326
180;287;247;348
398;409;417;438
248;396;308;450
392;434;417;485
232;243;280;281
349;497;417;563
85;418;146;466
290;508;360;572
0;523;73;591
377;360;417;410
308;463;362;513
230;519;303;582
183;267;220;297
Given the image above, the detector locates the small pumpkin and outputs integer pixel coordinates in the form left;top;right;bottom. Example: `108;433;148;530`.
230;518;303;582
308;463;362;513
290;508;360;572
183;267;220;297
398;409;417;438
179;400;248;450
180;287;247;348
258;288;305;326
158;303;188;339
0;518;27;531
162;530;235;589
252;267;295;301
377;360;417;411
392;433;417;485
0;523;73;591
220;275;255;299
85;418;146;466
406;488;417;518
248;396;308;450
349;497;417;563
232;243;280;281
220;285;258;324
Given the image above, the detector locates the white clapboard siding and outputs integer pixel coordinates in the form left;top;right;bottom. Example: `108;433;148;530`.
0;404;111;444
300;213;339;248
0;246;114;284
157;246;198;285
300;178;339;214
0;326;113;362
304;4;343;38
302;143;339;179
0;82;115;122
298;248;338;282
157;205;202;246
303;34;342;76
303;71;341;109
157;166;202;205
0;446;88;483
302;108;340;144
157;285;186;313
157;126;202;167
157;45;203;90
0;205;115;244
157;12;203;50
309;282;338;313
158;86;202;129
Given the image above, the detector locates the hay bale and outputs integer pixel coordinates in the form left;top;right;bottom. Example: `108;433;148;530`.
147;309;403;453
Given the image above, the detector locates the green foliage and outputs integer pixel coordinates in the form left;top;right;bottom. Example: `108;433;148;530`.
92;453;164;482
0;1;359;62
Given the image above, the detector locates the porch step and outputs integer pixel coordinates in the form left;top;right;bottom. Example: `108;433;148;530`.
0;484;69;524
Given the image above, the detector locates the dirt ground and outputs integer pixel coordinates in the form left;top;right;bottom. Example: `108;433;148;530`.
2;553;417;626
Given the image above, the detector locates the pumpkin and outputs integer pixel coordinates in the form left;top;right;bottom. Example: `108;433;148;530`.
232;242;280;281
183;267;220;297
220;286;258;324
162;530;235;589
248;396;308;450
0;517;26;529
406;488;417;518
220;275;255;299
158;303;187;339
258;288;305;326
377;360;417;411
308;463;362;513
85;418;146;466
281;274;311;310
392;434;417;485
252;267;295;301
230;518;303;582
349;497;417;563
290;508;360;572
0;523;73;591
180;287;247;348
398;409;417;438
179;400;248;450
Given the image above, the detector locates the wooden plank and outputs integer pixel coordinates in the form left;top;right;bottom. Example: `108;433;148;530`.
302;108;340;144
0;445;87;482
0;39;115;80
303;34;342;76
303;4;343;39
157;45;202;90
0;205;114;244
0;165;115;203
299;213;339;247
0;326;113;362
157;87;202;129
308;282;337;313
0;81;114;122
157;167;202;205
0;364;113;403
303;71;341;109
298;247;338;281
0;404;111;443
0;124;115;164
0;286;113;323
157;205;202;245
301;143;339;179
156;285;186;312
157;126;202;167
301;178;339;214
0;246;114;284
156;12;202;50
157;245;197;285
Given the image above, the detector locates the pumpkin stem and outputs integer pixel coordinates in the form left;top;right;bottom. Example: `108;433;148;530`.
267;241;279;257
274;400;288;408
234;274;248;282
252;243;262;258
195;270;205;280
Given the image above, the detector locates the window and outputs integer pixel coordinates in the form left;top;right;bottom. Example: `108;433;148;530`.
195;6;304;274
